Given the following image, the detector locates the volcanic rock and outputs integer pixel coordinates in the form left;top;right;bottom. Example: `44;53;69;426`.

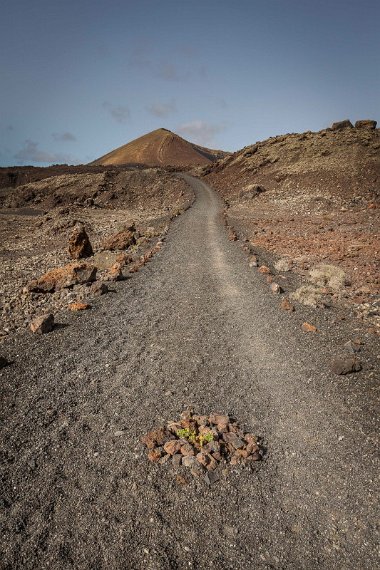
141;427;169;450
101;225;136;251
30;313;54;334
344;339;362;353
355;120;377;130
330;355;362;375
89;281;108;297
163;440;181;455
29;262;97;293
270;282;283;294
148;448;163;463
142;410;262;481
68;302;91;311
302;322;318;333
182;456;196;468
280;298;295;312
68;224;93;259
331;120;353;130
103;262;123;281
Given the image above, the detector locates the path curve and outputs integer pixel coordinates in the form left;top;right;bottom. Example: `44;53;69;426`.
1;175;378;569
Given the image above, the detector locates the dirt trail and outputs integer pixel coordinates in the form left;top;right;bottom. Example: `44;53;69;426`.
1;175;378;569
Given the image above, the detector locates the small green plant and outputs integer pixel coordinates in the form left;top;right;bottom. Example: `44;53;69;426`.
198;432;214;447
176;428;214;448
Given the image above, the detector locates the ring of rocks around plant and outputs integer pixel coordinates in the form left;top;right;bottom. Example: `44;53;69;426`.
141;410;262;485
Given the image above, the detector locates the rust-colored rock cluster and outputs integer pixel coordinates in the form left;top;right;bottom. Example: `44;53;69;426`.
142;410;262;483
28;262;97;293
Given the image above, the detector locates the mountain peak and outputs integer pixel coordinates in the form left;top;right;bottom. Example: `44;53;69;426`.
91;129;227;167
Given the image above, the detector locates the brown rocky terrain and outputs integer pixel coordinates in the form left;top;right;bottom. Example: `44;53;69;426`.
0;164;134;192
92;128;228;167
0;168;193;340
204;121;380;332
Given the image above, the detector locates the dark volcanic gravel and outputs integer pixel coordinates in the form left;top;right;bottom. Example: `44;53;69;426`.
1;175;379;569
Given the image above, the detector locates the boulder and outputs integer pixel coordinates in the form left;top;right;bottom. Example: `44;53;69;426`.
331;120;353;130
30;314;54;334
355;119;377;130
0;356;9;369
101;224;136;251
68;224;93;259
28;262;97;293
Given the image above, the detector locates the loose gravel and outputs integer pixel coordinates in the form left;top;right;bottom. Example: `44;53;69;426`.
1;175;379;569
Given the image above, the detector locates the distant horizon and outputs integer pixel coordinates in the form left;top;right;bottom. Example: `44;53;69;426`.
1;0;379;167
0;118;378;168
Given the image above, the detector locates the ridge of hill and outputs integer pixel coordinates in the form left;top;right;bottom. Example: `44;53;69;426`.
91;128;228;167
204;122;379;201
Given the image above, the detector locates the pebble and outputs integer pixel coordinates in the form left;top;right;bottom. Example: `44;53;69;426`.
330;355;362;375
302;322;317;333
280;298;295;312
205;471;220;485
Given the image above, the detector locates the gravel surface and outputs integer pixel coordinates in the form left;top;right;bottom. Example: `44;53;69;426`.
1;175;379;569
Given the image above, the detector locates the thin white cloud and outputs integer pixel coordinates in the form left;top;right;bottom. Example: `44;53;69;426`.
177;120;226;146
14;140;78;164
52;132;77;142
103;101;130;124
147;100;177;117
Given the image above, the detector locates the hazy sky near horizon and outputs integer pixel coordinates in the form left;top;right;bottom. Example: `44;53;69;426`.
1;0;379;166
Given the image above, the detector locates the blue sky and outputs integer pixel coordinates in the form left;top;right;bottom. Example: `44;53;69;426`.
0;0;379;166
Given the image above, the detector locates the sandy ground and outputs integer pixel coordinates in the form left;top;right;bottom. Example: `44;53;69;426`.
1;176;379;569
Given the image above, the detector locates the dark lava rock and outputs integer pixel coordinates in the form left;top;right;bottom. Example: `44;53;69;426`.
205;470;220;486
355;120;377;130
331;120;353;130
330;355;362;375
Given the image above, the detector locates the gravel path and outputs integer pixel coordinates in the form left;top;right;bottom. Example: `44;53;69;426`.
1;175;379;569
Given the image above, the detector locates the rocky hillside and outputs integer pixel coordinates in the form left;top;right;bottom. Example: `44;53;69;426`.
0;168;193;339
204;120;380;329
205;120;379;202
92;128;228;167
